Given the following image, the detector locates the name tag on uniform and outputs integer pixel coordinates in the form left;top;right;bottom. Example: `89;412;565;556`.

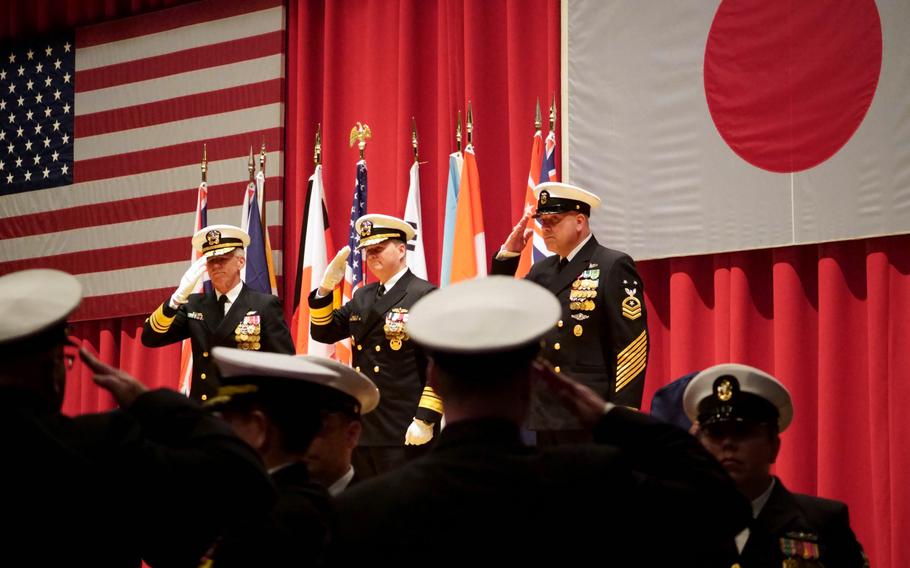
187;312;204;320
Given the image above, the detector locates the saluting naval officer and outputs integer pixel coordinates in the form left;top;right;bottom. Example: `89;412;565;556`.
308;214;442;478
199;347;380;567
492;182;649;444
684;364;869;568
0;269;274;567
142;224;294;403
329;277;749;567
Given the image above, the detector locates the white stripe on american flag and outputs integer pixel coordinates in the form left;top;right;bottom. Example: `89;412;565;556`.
0;0;285;321
0;152;282;217
1;201;283;262
75;103;282;161
75;7;283;70
75;55;283;115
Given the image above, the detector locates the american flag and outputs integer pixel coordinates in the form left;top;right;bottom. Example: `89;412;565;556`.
0;0;285;321
344;160;368;295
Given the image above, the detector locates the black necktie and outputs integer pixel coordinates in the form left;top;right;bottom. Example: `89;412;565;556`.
377;284;386;298
212;295;228;328
557;258;569;272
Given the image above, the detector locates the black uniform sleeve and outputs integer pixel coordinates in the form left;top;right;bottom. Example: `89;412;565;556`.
121;389;276;566
307;288;354;345
603;255;648;409
490;252;520;276
593;407;751;566
141;300;190;348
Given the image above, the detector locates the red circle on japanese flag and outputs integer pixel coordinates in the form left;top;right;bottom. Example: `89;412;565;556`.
704;0;882;173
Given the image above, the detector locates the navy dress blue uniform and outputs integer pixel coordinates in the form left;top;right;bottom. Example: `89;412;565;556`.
493;236;649;428
142;284;294;402
2;387;275;568
331;408;750;567
684;364;868;568
738;478;868;568
308;270;440;447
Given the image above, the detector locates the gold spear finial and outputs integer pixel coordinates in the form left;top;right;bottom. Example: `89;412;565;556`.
549;93;557;132
201;143;207;183
535;98;542;130
411;117;419;162
247;146;254;182
456;110;462;153
349;121;372;160
314;123;322;165
259;139;266;173
466;102;474;146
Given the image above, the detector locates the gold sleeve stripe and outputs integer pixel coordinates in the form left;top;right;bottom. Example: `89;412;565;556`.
148;305;175;334
309;303;335;326
615;331;648;392
418;386;444;414
617;330;647;360
616;344;647;386
616;357;646;392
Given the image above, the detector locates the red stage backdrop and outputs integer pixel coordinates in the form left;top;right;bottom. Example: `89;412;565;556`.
1;2;905;567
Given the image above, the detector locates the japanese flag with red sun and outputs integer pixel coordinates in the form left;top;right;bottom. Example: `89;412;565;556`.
567;0;909;260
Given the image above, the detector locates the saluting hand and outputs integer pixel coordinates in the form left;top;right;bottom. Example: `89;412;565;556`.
319;246;351;296
78;346;149;408
501;207;534;253
170;255;208;309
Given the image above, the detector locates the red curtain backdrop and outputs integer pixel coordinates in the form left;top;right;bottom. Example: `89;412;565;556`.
3;2;905;567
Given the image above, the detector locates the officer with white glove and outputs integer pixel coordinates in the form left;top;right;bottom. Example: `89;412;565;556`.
309;214;441;479
169;255;209;309
142;224;294;402
405;418;435;445
317;246;350;297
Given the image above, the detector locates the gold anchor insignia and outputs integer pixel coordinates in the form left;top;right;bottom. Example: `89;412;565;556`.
717;378;733;402
205;230;221;246
359;220;373;237
539;190;549;205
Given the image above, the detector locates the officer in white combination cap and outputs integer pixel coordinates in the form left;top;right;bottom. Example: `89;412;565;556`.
329;276;749;567
492;182;650;446
142;223;294;403
309;213;441;479
0;268;273;567
685;363;868;568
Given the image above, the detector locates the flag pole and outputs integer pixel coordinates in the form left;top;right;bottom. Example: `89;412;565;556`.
456;110;463;154
314;123;322;166
466;102;474;147
201;143;207;184
411;117;419;163
549;93;557;132
535;97;542;131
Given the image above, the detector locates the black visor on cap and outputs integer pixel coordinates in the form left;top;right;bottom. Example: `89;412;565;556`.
534;196;591;217
696;390;780;427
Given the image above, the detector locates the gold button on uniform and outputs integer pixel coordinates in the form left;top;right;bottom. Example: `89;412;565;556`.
200;373;207;380
355;366;361;372
201;394;207;401
202;351;209;357
357;344;362;351
557;320;563;328
554;343;561;350
373;365;380;373
375;345;381;352
554;366;560;373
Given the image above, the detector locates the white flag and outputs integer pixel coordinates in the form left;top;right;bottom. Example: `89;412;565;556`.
404;160;428;279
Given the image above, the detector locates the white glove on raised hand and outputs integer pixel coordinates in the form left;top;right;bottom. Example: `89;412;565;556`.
404;418;434;445
320;246;351;292
169;256;208;309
